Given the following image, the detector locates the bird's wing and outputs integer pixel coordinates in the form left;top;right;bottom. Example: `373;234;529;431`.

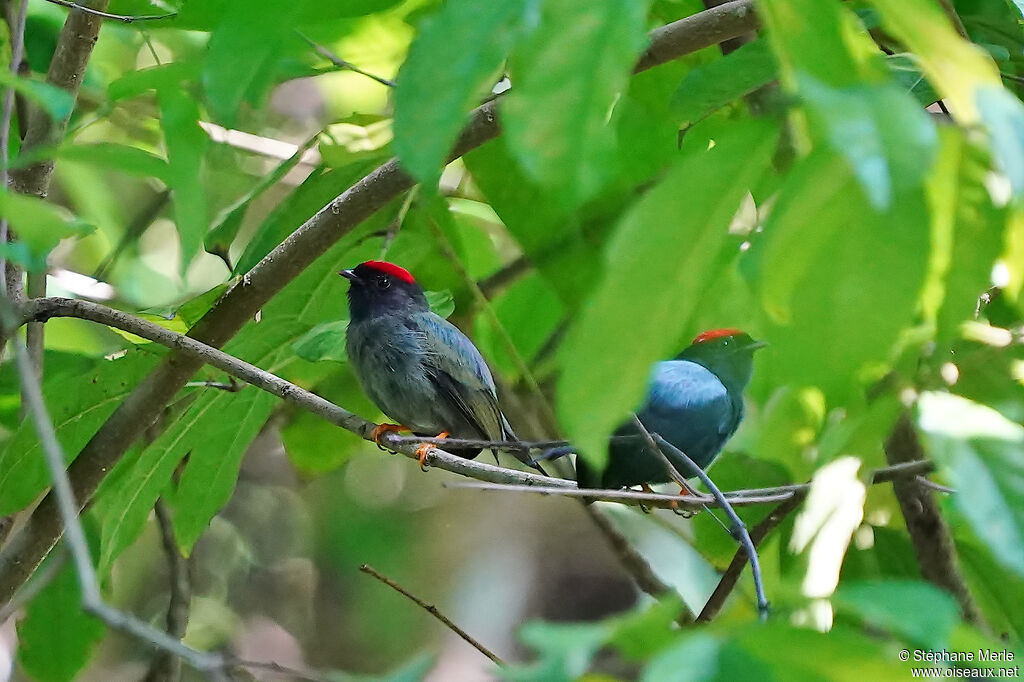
642;360;734;437
412;311;505;441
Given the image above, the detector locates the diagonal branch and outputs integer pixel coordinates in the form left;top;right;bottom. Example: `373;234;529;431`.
0;0;760;605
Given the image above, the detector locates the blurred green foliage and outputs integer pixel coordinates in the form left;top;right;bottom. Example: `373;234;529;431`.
1;0;1024;679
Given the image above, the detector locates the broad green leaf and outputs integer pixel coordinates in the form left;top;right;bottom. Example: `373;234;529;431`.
503;0;650;205
752;152;930;405
761;0;936;207
107;62;199;101
293;319;349;363
464;137;598;308
202;0;301;125
0;69;73;121
671;39;778;128
172;0;402;31
871;0;1024;195
170;388;277;552
393;0;528;184
559;119;779;466
641;633;722;682
17;553;104;682
923;129;1005;344
886;53;939;106
834;581;959;650
0;189;93;270
918;392;1024;578
97;386;275;568
0;350;156;516
158;88;208;275
55;143;171;182
503;620;613;682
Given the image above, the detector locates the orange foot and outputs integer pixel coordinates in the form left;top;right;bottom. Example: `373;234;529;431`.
371;423;409;450
415;432;449;471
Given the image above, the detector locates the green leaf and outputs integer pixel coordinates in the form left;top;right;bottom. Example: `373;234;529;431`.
158;88;209;275
0;69;73;121
464;137;598;308
169;389;277;552
751;151;930;405
871;0;1024;196
886;53;940;106
502;620;613;682
559;119;779;467
97;386;275;568
834;580;959;649
503;0;651;205
924;129;1005;344
917;392;1024;578
671;39;778;128
393;0;528;184
173;0;402;31
292;319;349;363
17;554;104;682
641;633;722;682
0;189;93;270
0;350;156;516
202;0;301;125
55;143;171;182
761;0;936;207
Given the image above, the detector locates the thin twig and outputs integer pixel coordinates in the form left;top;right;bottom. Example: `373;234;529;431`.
651;434;769;619
915;475;955;494
297;32;396;88
359;564;503;666
144;498;191;682
697;490;806;622
42;0;175;22
0;0;27;295
184;379;241;392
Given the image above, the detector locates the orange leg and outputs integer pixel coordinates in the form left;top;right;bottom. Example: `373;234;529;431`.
370;422;409;449
415;432;449;471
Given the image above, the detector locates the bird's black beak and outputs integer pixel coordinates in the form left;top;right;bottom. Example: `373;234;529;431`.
339;269;359;282
746;340;768;351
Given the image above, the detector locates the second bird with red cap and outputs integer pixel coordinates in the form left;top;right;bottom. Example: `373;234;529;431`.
341;260;542;472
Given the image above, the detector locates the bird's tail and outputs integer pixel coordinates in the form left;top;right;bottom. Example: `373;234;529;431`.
500;414;549;476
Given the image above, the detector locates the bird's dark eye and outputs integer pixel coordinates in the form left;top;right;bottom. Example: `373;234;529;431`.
376;275;391;289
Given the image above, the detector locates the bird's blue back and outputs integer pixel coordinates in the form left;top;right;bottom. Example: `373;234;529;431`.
580;359;742;488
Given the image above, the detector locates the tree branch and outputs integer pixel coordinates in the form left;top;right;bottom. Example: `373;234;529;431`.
359;563;503;666
0;1;764;605
143;498;191;682
696;490;807;623
884;412;987;629
41;0;175;23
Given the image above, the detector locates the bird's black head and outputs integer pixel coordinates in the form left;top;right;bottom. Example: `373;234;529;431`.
340;261;429;321
679;328;766;392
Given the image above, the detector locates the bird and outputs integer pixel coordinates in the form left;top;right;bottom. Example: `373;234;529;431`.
569;328;765;490
341;260;542;472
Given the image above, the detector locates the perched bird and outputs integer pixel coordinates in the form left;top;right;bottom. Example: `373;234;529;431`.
341;260;541;471
573;329;765;490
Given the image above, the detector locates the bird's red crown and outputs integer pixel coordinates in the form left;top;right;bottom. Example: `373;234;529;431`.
361;260;416;284
693;328;745;344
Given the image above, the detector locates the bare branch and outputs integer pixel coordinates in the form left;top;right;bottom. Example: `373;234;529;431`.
697;490;807;623
41;0;175;23
0;1;771;606
297;32;396;88
885;413;987;629
360;564;503;666
650;433;769;619
143;499;191;682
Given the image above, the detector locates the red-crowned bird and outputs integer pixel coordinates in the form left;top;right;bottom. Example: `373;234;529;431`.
570;329;765;490
341;260;542;472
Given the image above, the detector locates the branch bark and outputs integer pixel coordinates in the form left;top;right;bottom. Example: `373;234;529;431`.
884;412;986;629
0;1;761;605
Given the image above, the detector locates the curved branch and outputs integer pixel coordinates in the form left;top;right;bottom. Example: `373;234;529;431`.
0;1;761;604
